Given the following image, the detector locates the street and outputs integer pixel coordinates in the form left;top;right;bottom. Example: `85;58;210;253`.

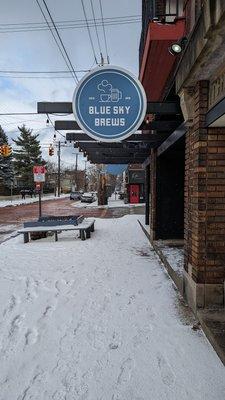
0;213;225;399
0;197;144;225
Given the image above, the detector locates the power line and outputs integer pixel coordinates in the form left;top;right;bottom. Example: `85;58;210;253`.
99;0;110;64
90;0;103;63
0;69;90;74
0;119;46;127
81;0;98;64
41;0;79;82
46;114;66;139
34;0;78;83
0;75;83;79
0;18;141;34
0;14;141;27
0;112;38;116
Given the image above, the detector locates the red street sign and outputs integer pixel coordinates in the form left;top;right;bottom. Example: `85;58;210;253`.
33;166;46;174
35;182;41;190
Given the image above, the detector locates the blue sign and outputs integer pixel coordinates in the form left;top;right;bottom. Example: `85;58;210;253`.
72;66;147;142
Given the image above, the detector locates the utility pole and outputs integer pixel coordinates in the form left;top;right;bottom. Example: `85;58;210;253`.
75;153;78;171
84;160;87;191
57;141;61;197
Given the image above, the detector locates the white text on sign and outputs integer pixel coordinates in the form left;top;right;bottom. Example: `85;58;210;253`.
89;106;131;115
89;106;130;127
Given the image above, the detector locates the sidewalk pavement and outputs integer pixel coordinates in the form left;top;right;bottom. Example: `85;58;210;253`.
138;220;225;367
0;214;225;399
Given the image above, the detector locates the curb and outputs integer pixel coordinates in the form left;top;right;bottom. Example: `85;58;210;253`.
137;220;184;295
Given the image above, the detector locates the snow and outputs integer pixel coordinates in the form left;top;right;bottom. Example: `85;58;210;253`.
0;215;225;399
157;242;184;276
74;197;144;209
0;194;69;208
0;224;19;244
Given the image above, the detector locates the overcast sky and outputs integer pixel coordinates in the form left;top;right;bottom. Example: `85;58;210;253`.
0;0;141;168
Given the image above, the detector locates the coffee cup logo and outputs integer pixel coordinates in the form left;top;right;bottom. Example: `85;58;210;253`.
98;80;122;103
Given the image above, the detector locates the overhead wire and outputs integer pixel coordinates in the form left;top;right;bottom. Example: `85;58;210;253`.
41;0;79;82
89;0;103;63
80;0;98;64
34;0;78;83
0;75;83;79
0;17;141;34
46;114;66;139
0;112;39;116
0;14;141;27
99;0;110;64
0;69;90;74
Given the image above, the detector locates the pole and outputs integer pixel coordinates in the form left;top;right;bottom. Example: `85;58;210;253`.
39;188;42;218
84;160;87;191
145;165;150;225
10;181;13;203
75;153;78;171
57;141;61;197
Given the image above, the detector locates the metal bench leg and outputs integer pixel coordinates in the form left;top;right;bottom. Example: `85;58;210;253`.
55;231;58;242
90;223;95;232
86;228;91;239
24;232;29;243
80;230;85;240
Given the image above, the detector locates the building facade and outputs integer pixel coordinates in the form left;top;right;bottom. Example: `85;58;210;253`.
125;165;146;204
140;0;225;309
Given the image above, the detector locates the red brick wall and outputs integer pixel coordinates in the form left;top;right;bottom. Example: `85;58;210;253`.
185;80;225;284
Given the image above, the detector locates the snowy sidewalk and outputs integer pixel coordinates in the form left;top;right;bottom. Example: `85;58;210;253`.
0;215;225;399
0;194;69;208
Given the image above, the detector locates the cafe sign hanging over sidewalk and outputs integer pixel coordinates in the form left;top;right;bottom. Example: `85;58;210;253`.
72;66;147;142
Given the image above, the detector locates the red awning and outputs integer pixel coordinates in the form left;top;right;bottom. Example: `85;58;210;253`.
139;19;185;101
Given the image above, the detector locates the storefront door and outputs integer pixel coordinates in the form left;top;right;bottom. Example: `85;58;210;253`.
130;184;139;204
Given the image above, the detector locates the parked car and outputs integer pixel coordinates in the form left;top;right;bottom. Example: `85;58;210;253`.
70;191;81;200
118;191;125;200
81;192;96;203
90;191;97;199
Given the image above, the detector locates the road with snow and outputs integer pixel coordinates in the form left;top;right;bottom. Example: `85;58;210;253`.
0;214;225;399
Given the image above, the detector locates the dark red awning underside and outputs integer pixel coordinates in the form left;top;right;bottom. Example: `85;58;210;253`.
139;19;185;101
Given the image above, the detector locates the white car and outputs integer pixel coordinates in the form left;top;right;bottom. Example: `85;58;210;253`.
81;192;96;203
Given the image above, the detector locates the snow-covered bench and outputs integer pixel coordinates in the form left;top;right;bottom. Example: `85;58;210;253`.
18;218;95;243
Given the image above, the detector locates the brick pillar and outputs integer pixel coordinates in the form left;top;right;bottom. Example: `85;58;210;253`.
150;149;157;240
184;80;225;309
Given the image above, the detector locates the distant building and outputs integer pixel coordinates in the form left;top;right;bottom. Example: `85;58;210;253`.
125;164;145;204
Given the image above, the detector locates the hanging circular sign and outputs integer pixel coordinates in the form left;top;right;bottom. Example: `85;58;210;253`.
72;65;147;142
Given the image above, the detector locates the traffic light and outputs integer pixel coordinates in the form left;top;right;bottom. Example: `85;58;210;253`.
0;144;12;157
48;144;54;156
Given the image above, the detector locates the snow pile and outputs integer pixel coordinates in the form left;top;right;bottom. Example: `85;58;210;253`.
0;224;20;244
0;194;69;208
0;215;225;399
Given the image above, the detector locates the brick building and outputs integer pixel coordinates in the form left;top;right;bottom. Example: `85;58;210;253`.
140;0;225;309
